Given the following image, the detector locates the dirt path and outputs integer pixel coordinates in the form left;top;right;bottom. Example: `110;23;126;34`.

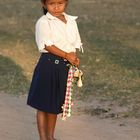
0;93;140;140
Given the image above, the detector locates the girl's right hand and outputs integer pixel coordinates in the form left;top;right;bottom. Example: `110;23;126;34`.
65;52;80;67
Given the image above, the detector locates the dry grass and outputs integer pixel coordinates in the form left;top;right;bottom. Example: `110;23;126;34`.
0;40;39;79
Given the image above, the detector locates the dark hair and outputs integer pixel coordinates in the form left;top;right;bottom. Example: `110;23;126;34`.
41;0;48;15
42;7;48;15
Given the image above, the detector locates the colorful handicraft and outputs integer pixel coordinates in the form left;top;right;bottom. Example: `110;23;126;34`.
61;66;83;120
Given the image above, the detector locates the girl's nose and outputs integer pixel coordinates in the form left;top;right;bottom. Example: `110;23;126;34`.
54;4;59;10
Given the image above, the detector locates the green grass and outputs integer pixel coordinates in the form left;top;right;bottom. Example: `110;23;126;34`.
0;55;29;94
71;0;140;118
0;0;140;118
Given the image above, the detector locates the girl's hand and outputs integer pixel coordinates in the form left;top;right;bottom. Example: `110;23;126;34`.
65;52;80;67
76;57;80;67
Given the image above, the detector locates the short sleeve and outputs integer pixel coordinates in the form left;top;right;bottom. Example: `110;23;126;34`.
74;22;84;53
35;19;54;52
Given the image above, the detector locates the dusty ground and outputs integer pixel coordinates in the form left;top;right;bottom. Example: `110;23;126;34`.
0;93;140;140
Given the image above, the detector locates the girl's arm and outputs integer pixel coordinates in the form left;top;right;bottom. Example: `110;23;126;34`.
45;45;80;67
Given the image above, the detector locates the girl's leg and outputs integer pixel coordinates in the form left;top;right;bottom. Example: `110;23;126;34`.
37;110;57;140
46;113;57;140
37;110;48;140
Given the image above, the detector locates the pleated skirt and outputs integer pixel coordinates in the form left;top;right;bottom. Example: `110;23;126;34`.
27;53;69;114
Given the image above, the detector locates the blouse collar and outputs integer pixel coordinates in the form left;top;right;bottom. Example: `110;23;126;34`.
46;12;78;21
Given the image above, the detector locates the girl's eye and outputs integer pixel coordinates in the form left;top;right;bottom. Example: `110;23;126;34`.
48;2;55;6
49;2;55;5
59;2;64;4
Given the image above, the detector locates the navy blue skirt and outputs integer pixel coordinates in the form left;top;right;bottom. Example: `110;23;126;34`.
27;53;69;114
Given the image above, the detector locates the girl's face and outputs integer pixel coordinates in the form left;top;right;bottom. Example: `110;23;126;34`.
42;0;67;17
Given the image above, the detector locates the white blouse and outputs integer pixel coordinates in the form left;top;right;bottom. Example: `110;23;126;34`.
35;12;83;53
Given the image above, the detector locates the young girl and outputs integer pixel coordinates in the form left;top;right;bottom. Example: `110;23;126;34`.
27;0;83;140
